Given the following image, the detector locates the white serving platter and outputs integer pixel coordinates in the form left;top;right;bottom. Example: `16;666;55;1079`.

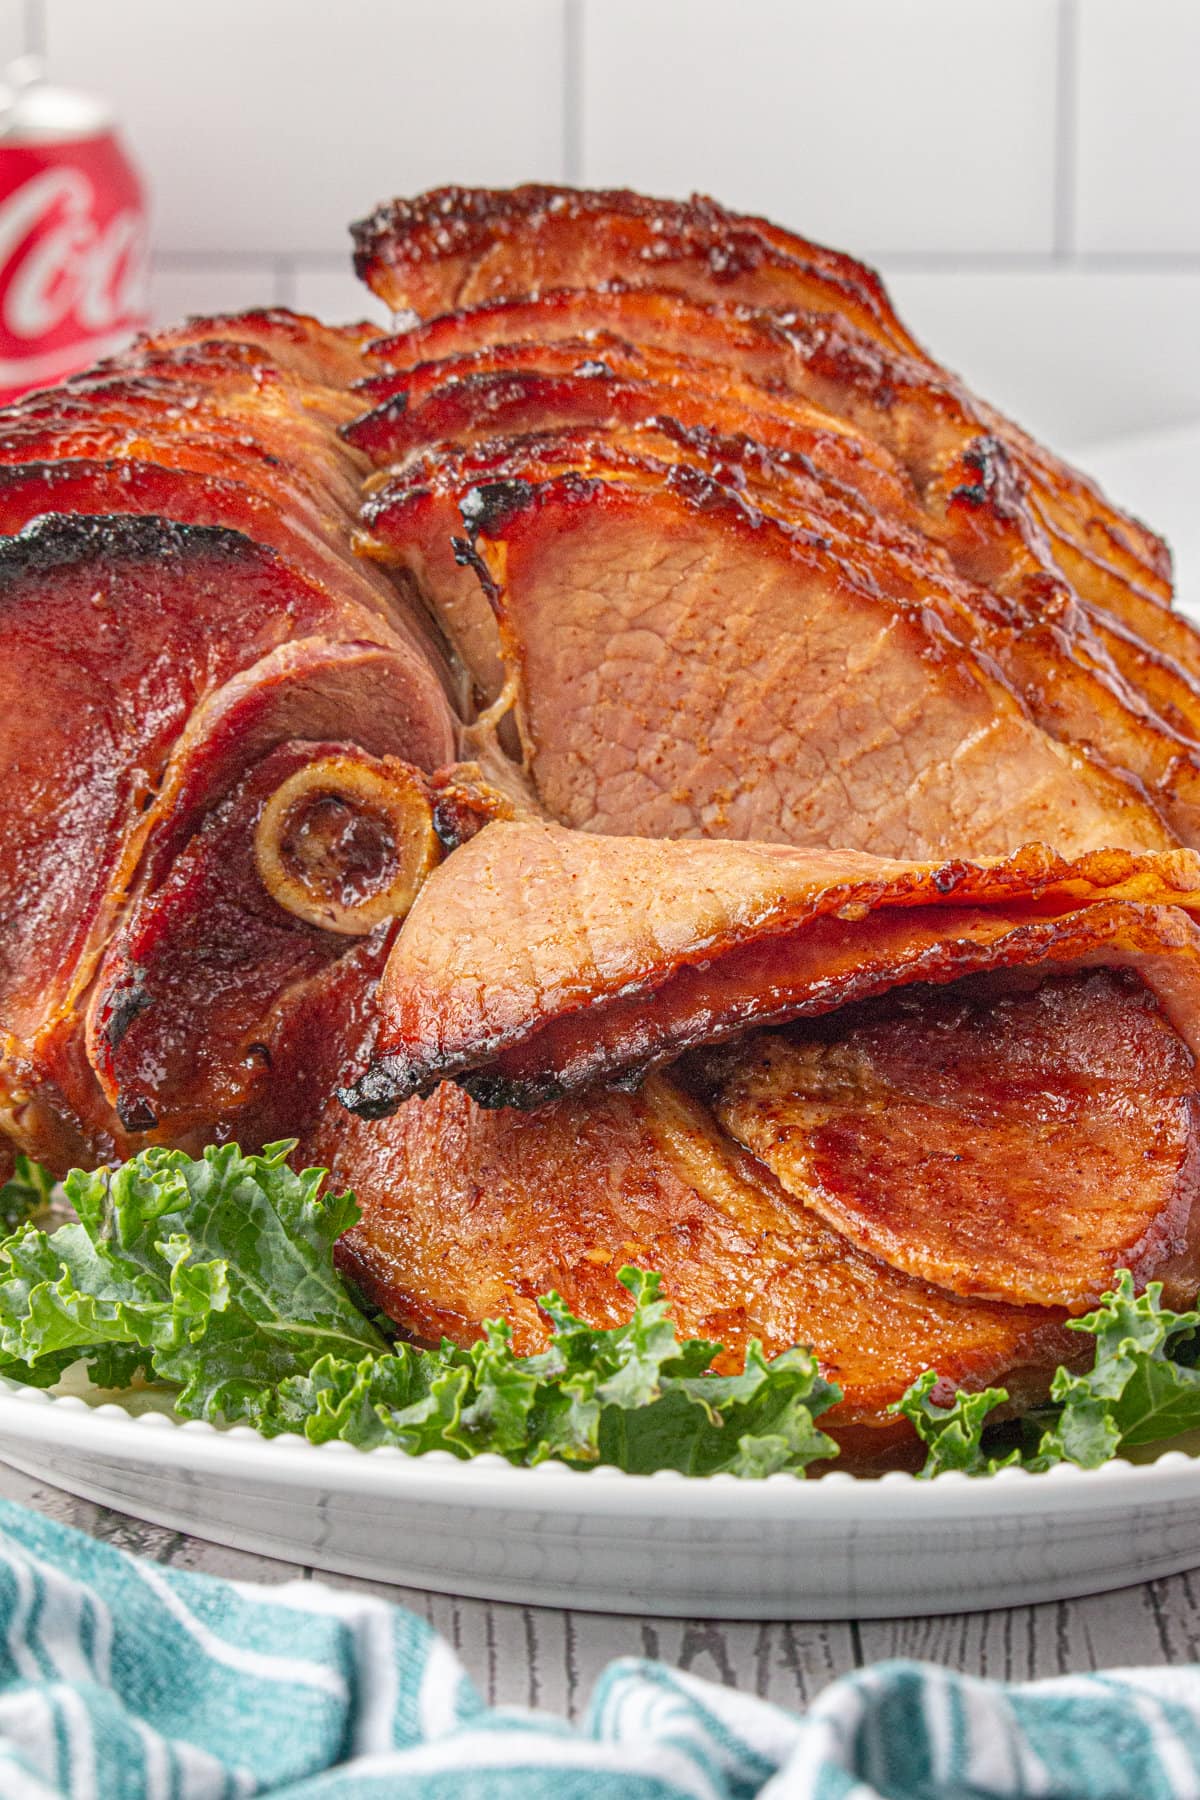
2;1375;1200;1618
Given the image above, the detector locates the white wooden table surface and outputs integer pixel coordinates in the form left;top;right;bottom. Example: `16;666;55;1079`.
4;1460;1196;1716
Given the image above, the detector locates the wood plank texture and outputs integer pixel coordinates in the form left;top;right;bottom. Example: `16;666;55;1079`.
0;1460;1190;1718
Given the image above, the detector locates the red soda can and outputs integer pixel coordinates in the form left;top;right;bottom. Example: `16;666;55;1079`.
0;59;149;403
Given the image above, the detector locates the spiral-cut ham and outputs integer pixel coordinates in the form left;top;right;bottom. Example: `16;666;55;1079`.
316;1073;1083;1467
349;199;1200;859
349;342;1200;740
353;186;916;352
6;192;1200;1466
320;832;1200;1460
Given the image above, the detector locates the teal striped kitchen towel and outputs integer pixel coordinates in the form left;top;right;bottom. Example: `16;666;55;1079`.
0;1494;1196;1799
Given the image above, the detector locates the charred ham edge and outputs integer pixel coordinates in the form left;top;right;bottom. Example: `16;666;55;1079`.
0;458;418;637
348;348;928;554
0;515;455;1169
143;307;380;386
0;309;467;1177
352;184;914;356
362;278;1174;632
362;453;1176;855
346;334;914;534
341;825;1200;1115
0;319;456;675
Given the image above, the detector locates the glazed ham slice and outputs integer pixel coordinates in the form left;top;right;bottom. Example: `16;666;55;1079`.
0;309;460;1175
322;827;1200;1459
0;514;454;1170
353;186;917;353
348;333;920;544
361;286;1181;695
349;343;1200;741
0;316;404;607
357;205;1171;628
145;306;378;386
699;971;1200;1311
363;449;1173;853
359;407;1200;839
315;1073;1080;1468
347;823;1200;1111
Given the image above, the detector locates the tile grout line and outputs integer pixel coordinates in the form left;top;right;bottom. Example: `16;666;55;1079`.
1054;0;1079;258
562;0;583;185
273;255;296;310
22;0;44;58
152;252;283;270
879;251;1200;274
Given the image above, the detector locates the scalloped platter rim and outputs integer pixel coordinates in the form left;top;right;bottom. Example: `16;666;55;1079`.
3;1374;1200;1617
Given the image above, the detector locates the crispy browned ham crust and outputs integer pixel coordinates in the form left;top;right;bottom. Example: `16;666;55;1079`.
350;194;1200;863
0;312;457;1170
354;186;917;352
356;206;1172;622
365;447;1177;852
350;339;1200;730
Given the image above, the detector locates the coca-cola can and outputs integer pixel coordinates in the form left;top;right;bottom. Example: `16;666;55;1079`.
0;58;149;403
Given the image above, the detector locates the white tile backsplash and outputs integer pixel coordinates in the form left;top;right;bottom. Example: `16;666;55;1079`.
0;8;24;68
149;260;284;327
287;266;393;332
1076;0;1200;254
579;0;1060;256
881;267;1200;451
0;0;1191;447
41;0;566;256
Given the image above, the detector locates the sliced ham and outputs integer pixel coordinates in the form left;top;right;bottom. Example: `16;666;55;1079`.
0;512;454;1165
0;309;461;1176
364;276;1177;644
365;450;1173;852
349;344;1200;742
699;970;1200;1310
316;1072;1080;1468
326;825;1200;1431
346;822;1200;1110
4;193;1200;1468
353;185;915;351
